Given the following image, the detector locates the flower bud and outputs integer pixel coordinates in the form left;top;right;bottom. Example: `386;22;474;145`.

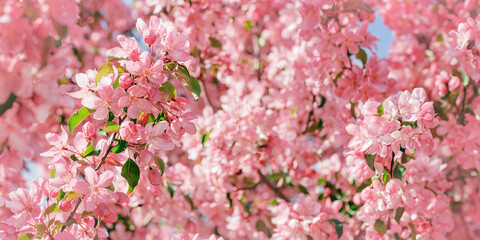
82;122;95;141
59;200;72;212
144;29;157;45
137;112;150;127
119;74;134;89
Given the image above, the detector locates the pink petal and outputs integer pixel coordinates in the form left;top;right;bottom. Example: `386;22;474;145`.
74;182;90;195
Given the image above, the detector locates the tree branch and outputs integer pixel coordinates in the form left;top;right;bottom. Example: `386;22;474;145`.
61;115;126;232
257;170;289;202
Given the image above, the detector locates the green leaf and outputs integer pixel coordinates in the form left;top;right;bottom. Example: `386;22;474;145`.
121;159;140;189
306;119;323;132
394;207;405;223
159;81;177;101
382;171;389;185
0;139;8;155
375;104;384;116
255;220;272;238
57;189;66;202
268;198;278;205
244;201;253;214
95;62;114;85
355;48;368;67
317;178;325;186
291;107;296;116
104;121;119;132
82;143;101;158
98;128;109;137
112;140;128;154
167;182;175;198
43;203;58;216
318;95;327;108
409;222;417;240
333;71;343;87
70;154;79;162
328;219;343;238
453;69;470;87
154;156;165;176
81;211;95;218
209;37;222;48
167;62;201;101
393;162;406;180
18;233;34;240
226;192;233;209
68;107;95;133
298;184;309;194
267;173;283;181
244;20;252;30
374;219;387;234
364;154;376;171
201;129;213;148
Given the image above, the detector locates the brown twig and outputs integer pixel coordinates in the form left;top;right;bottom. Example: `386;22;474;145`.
257;170;289;202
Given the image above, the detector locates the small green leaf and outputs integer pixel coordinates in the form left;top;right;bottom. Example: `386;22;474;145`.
268;172;284;180
44;203;58;216
291;107;296;116
328;219;343;238
374;219;387;234
68;107;95;133
98;128;109;137
318;95;327;108
409;222;417;240
226;192;233;209
317;178;325;186
154;156;165;176
333;71;343;87
306;119;323;132
159;81;177;101
112;140;128;154
121;158;140;189
268;198;278;205
355;48;368;67
95;62;114;85
18;233;35;240
393;162;406;180
244;20;252;30
104;121;119;132
81;211;95;218
167;182;175;198
201;129;213;148
298;185;309;194
57;189;66;202
82;143;101;158
244;201;253;214
167;62;201;101
209;37;222;48
0;94;17;117
364;154;376;171
375;104;384;116
394;207;405;223
382;171;389;185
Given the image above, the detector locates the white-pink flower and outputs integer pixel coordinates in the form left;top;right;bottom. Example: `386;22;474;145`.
75;168;117;211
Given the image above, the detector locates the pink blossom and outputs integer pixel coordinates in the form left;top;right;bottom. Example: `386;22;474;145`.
75;168;117;211
125;52;167;86
118;85;153;119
